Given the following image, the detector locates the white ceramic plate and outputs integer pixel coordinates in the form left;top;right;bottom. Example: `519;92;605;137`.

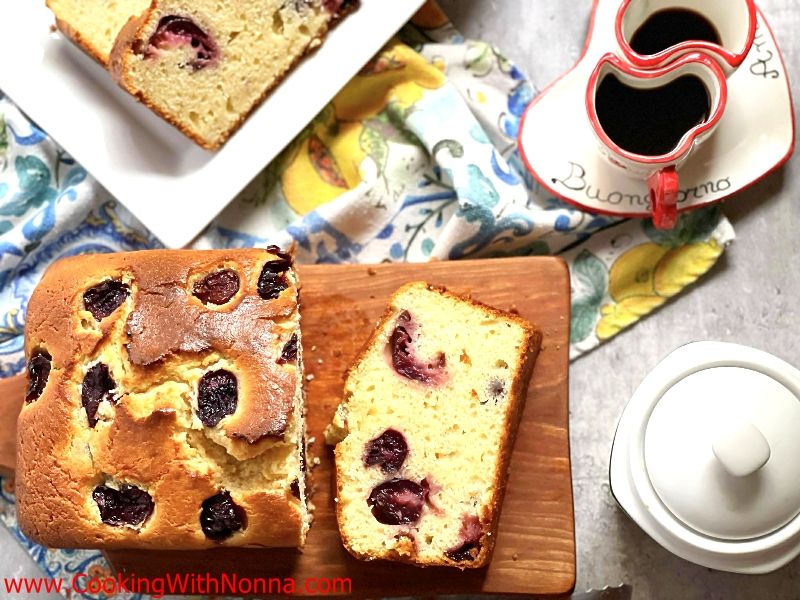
518;0;795;219
0;0;425;248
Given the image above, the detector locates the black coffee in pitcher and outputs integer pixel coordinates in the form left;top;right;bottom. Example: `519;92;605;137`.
630;9;722;56
595;74;711;156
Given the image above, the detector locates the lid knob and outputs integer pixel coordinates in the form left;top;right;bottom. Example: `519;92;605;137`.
712;421;771;478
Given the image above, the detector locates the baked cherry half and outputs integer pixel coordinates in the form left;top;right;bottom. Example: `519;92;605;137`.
200;491;246;541
193;269;240;305
81;363;117;427
363;429;408;474
390;311;446;384
323;0;358;15
278;333;299;364
25;351;51;404
445;514;484;562
257;248;293;300
146;15;219;71
83;280;130;321
367;479;428;525
93;484;154;527
197;370;238;427
291;435;307;499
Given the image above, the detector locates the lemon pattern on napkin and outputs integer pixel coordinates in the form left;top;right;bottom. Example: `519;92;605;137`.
280;41;446;214
569;207;732;353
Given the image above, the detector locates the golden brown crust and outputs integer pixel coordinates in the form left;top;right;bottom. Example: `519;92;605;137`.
17;249;304;549
333;281;542;568
327;0;361;27
124;253;297;441
109;6;153;82
51;15;107;65
47;0;154;67
478;319;540;567
109;1;359;150
26;249;298;441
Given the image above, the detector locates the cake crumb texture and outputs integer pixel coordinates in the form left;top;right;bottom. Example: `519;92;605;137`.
330;282;541;568
110;0;358;148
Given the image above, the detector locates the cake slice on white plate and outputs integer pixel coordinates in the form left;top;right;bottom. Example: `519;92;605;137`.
109;0;358;148
45;0;359;149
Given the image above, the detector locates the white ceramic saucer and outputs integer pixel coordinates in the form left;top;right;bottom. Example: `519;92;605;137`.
518;0;795;219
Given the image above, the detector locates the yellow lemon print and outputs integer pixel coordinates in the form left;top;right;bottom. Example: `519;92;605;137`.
334;41;446;122
597;295;667;340
597;239;723;341
281;121;366;215
608;243;670;302
654;240;723;297
280;40;445;215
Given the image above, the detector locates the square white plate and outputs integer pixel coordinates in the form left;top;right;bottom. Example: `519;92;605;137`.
0;0;425;248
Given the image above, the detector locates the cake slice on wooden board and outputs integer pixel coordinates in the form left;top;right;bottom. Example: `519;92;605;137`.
327;282;542;568
46;0;152;65
17;247;311;549
109;0;359;149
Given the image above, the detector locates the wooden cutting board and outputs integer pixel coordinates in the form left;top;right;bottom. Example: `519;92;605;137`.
0;257;575;597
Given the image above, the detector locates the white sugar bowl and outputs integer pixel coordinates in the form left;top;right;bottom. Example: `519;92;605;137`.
610;341;800;574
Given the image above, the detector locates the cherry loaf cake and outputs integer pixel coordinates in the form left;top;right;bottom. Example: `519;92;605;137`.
17;248;310;549
45;0;152;65
108;0;358;149
327;282;542;568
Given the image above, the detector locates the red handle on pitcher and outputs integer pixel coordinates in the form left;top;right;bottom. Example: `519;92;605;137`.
648;167;679;230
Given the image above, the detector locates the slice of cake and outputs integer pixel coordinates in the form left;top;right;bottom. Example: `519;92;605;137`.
327;282;542;568
17;247;310;549
46;0;152;65
108;0;358;149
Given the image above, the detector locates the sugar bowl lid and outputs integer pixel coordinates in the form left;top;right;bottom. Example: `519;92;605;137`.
610;342;800;574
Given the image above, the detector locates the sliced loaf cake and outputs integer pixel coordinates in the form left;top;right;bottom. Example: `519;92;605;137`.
327;282;541;568
109;0;358;149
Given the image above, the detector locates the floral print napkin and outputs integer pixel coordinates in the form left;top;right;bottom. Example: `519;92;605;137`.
0;1;733;597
